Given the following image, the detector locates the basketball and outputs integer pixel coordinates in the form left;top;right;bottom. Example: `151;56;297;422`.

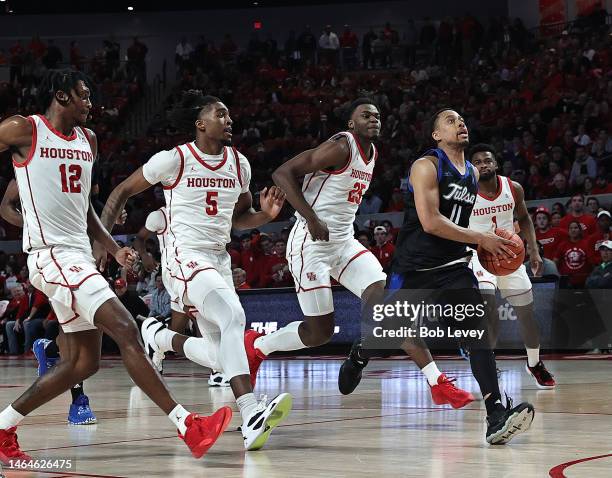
477;228;525;276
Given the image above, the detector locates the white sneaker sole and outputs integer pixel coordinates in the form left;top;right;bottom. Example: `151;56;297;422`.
487;405;535;445
245;393;293;451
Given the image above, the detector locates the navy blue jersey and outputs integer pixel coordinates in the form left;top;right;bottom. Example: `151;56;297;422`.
393;148;478;271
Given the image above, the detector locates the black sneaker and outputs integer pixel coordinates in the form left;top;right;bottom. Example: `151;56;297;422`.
486;395;535;445
338;340;369;395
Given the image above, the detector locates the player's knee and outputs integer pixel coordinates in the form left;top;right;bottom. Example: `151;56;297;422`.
204;290;246;333
303;314;335;346
110;317;142;348
71;356;99;381
362;280;386;306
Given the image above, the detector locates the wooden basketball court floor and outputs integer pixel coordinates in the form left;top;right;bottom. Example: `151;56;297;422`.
1;355;611;477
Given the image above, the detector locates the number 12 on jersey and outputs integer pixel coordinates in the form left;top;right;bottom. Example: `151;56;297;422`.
59;164;82;193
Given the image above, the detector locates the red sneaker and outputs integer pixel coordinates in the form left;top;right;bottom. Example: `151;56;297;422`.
526;361;555;389
179;407;233;459
0;427;32;465
429;374;475;409
245;330;266;388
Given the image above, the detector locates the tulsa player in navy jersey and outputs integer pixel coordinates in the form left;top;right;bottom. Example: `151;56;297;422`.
340;109;535;444
468;144;555;388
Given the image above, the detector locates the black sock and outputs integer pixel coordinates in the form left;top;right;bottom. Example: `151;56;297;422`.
45;341;60;358
468;349;503;415
70;382;85;402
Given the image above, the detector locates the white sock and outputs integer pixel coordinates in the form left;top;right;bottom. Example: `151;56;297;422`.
236;393;258;424
254;321;306;355
168;404;190;435
526;347;540;367
155;327;177;353
421;361;443;386
0;405;25;430
183;337;219;370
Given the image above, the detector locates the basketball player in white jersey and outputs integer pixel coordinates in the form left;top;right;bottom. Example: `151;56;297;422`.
245;98;473;410
100;92;292;451
135;208;229;386
0;70;232;465
469;143;555;388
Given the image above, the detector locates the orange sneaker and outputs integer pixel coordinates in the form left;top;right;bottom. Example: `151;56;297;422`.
244;330;266;388
178;407;232;459
0;427;32;465
429;374;475;409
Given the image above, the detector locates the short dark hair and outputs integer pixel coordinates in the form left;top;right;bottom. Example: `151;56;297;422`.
168;90;221;132
428;107;456;141
37;68;95;111
469;143;497;160
346;97;379;122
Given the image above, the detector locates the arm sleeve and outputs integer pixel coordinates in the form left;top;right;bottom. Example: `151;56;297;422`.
142;149;181;187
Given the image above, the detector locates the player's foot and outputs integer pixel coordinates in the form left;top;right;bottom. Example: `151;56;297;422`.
338;339;369;395
0;427;32;464
486;396;534;445
68;394;97;425
242;393;292;451
429;374;475;409
32;338;58;376
244;330;266;388
179;407;233;459
208;371;230;387
152;351;164;375
525;361;555;389
141;317;167;359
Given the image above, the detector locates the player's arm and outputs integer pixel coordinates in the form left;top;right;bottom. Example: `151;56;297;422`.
513;181;543;276
0;179;23;227
232;186;286;230
272;137;350;241
87;204;136;271
411;157;516;262
0;115;32;155
101;167;153;231
134;224;160;273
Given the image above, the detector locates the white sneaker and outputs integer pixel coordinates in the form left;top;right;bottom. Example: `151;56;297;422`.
141;317;167;361
242;393;292;451
152;351;165;374
208;371;230;387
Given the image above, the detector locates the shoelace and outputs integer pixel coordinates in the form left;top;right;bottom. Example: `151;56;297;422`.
440;376;459;388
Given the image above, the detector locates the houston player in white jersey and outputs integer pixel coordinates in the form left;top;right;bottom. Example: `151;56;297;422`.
0;70;232;465
135;208;229;386
469;143;555;388
100;92;292;450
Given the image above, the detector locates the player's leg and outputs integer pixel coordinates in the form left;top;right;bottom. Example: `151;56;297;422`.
469;252;499;347
443;265;534;444
500;267;555;388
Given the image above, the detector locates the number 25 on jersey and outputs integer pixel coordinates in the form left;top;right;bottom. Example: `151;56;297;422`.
348;182;366;204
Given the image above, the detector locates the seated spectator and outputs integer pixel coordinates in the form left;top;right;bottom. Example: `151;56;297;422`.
358;190;383;214
148;273;171;321
370;226;395;272
586;196;600;216
114;278;149;326
569;145;597;188
233;268;251;290
551;211;563;228
525;241;559;278
0;286;26;354
356;231;371;249
591;176;612;194
549;173;571;197
240;233;259;286
534;207;567;260
585;240;612;288
259;240;292;288
554;220;593;288
4;282;49;355
559;194;597;236
385;188;405;212
586;210;611;265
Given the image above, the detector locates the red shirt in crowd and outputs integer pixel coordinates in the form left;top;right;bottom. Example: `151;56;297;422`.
236;282;251;290
558;213;596;237
555;238;593;287
259;255;293;288
586;230;611;265
371;242;395;270
536;227;568;260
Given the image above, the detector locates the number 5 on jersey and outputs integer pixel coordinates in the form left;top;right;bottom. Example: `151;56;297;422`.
205;191;218;215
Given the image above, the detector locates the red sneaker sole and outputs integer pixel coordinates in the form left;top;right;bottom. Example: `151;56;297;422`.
190;407;233;459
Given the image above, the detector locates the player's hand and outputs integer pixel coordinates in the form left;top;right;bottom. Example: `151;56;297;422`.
115;247;138;270
478;231;517;266
307;216;329;241
530;250;544;277
141;252;159;273
115;209;128;226
260;186;286;220
93;241;108;272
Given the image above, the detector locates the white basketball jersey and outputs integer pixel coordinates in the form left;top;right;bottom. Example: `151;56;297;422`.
142;142;250;253
13;114;95;253
296;131;377;240
145;207;170;267
469;175;516;232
